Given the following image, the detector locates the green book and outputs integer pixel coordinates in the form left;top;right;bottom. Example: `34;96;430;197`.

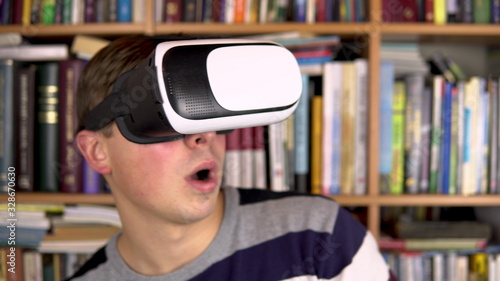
36;62;60;192
41;0;56;24
474;0;491;23
391;81;406;195
429;76;444;193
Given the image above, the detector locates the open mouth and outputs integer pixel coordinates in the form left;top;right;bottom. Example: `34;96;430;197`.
195;169;211;182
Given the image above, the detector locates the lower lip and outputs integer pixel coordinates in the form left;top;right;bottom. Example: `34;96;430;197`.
185;175;218;194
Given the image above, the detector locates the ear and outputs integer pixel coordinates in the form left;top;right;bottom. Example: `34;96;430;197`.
76;130;112;175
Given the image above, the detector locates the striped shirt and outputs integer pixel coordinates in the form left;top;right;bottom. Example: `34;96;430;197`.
67;187;391;281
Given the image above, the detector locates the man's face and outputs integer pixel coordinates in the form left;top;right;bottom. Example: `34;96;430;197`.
100;125;226;226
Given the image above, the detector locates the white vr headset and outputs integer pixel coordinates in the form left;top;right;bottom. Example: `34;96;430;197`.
84;39;303;144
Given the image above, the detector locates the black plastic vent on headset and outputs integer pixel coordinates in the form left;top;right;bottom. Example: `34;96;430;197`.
168;73;218;118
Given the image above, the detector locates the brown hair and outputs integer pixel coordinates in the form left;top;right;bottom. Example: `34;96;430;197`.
76;35;158;134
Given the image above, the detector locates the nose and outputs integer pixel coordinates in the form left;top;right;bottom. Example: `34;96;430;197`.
184;131;217;148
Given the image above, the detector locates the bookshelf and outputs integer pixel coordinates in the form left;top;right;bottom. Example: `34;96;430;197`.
2;0;500;241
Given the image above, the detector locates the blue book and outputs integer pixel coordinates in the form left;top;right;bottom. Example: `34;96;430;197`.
439;82;453;194
117;0;132;22
378;61;394;194
294;74;310;193
294;0;306;22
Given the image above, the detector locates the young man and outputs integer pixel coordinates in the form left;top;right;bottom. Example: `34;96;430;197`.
68;36;394;280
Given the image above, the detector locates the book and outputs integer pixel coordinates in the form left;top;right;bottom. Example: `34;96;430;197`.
473;0;491;23
59;60;86;193
322;62;342;195
396;221;492;239
489;78;499;194
378;237;488;251
252;126;267;189
70;35;110;60
0;59;16;193
224;129;241;188
310;95;323;194
293;74;310;193
240;127;254;188
0;44;69;61
429;76;444;194
391;81;406;195
379;61;395;194
16;64;36;192
36;62;60;192
117;0;132;22
341;61;356;195
404;74;424;194
353;58;368;195
418;87;432;194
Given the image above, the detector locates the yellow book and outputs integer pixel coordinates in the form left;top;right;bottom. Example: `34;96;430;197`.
391;81;406;195
434;0;447;24
310;96;323;194
22;0;32;25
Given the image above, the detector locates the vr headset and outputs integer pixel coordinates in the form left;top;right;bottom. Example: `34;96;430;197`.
84;39;303;144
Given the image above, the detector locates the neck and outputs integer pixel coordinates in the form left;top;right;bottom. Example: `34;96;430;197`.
116;191;225;276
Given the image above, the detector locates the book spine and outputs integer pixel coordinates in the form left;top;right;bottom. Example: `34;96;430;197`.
331;63;343;195
165;0;183;22
85;0;96;22
429;76;444;193
322;62;336;194
294;74;310;193
224;129;241;188
425;0;434;22
82;158;102;193
419;87;432;194
310;95;323;194
59;60;85;193
36;62;60;192
391;81;406;195
497;77;500;194
183;0;197;21
252;126;267;189
62;0;72;23
239;127;254;188
379;61;395;194
493;0;500;23
41;0;56;24
404;74;424;194
473;0;491;23
117;0;131;22
477;82;489;194
22;0;33;25
439;82;452;194
0;59;15;193
433;0;446;23
341;61;355;195
17;65;36;192
449;85;459;195
269;121;287;191
354;58;368;195
455;81;465;194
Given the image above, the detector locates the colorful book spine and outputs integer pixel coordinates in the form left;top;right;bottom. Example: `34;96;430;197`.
322;62;339;194
418;87;432;194
439;82;452;194
455;81;465;194
36;62;60;192
330;63;343;195
404;74;424;194
474;0;491;23
379;61;395;194
294;74;310;193
448;84;459;195
477;82;489;194
391;81;406;195
41;0;56;24
59;60;85;193
429;76;444;193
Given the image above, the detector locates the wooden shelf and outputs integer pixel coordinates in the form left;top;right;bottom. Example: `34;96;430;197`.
0;23;146;37
2;193;500;207
0;193;115;205
332;195;500;206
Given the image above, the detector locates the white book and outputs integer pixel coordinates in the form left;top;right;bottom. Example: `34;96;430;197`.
322;62;343;195
133;0;145;22
0;44;68;61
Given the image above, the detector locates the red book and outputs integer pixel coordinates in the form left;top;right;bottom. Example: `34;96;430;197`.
165;0;183;22
59;59;86;193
